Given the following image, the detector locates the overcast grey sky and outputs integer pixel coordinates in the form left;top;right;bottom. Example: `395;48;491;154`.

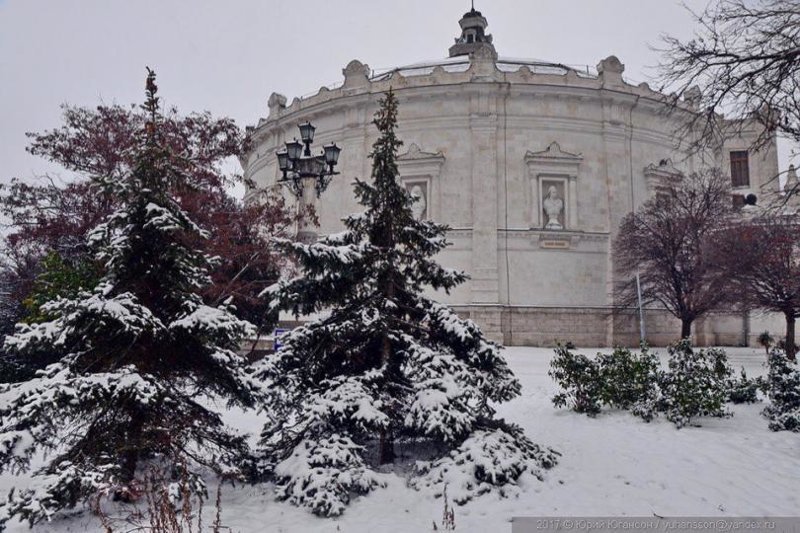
0;0;794;188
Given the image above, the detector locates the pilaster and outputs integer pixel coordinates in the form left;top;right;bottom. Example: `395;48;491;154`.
469;87;500;304
600;92;638;346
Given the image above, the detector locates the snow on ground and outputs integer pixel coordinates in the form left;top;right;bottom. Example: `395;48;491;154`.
3;347;798;532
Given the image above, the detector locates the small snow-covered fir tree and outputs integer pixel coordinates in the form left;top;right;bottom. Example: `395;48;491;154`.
0;70;261;528
257;90;557;517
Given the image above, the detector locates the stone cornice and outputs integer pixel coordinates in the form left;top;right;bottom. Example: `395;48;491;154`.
414;227;610;240
245;54;702;150
246;80;697;152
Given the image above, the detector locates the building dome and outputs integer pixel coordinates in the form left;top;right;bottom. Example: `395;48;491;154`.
243;7;778;347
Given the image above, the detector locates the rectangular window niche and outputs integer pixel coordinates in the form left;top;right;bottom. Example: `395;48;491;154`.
525;141;582;230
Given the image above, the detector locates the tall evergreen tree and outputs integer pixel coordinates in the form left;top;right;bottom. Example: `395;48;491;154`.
0;82;293;382
257;90;557;517
0;69;261;528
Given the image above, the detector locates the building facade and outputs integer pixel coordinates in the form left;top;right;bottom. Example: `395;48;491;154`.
242;9;780;346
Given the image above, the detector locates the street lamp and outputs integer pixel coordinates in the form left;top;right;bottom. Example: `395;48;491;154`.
277;122;342;243
277;122;341;198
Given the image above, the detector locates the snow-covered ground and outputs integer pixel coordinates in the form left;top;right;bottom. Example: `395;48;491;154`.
3;346;798;532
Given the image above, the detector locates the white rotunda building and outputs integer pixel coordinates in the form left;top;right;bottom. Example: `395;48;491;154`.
243;8;779;347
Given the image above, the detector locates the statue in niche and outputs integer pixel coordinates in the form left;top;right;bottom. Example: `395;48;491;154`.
409;184;427;220
543;185;564;230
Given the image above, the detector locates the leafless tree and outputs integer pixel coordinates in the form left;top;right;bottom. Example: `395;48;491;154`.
658;0;800;155
712;213;800;358
613;169;734;339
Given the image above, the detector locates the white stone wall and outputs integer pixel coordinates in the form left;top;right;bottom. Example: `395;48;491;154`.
244;54;779;347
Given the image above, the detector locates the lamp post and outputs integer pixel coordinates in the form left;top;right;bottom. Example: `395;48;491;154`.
276;121;342;243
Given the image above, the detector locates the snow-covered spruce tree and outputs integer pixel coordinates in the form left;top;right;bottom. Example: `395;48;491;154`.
257;90;557;516
0;70;261;528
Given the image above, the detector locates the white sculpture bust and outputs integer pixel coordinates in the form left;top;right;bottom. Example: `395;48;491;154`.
543;185;564;230
410;185;427;220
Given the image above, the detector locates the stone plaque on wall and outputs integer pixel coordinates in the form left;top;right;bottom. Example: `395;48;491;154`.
540;239;570;249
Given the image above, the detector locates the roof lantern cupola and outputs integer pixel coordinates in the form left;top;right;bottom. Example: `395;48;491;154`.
448;3;496;58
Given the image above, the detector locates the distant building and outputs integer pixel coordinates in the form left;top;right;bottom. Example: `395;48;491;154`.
243;8;780;346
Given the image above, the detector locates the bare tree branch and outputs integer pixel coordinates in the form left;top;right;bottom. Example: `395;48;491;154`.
657;0;799;157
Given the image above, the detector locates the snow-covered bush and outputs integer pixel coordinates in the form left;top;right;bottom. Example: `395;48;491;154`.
654;340;732;428
597;345;660;409
726;367;763;404
550;341;735;428
410;423;559;504
629;386;662;423
549;344;659;415
548;344;603;415
762;350;800;432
